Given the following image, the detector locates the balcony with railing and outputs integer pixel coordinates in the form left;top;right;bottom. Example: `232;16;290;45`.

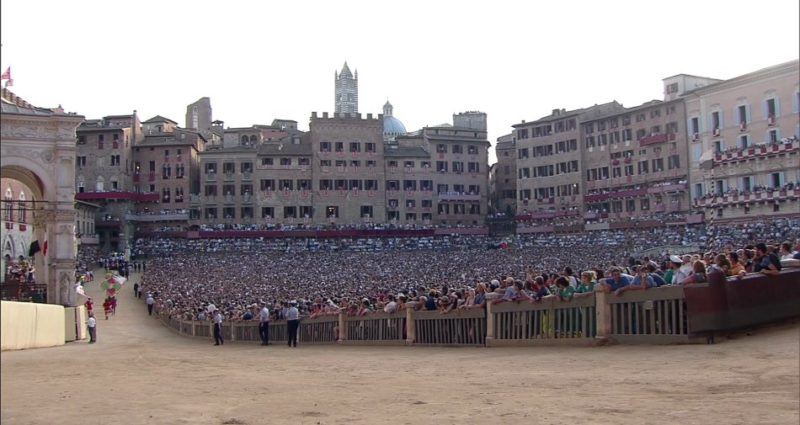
205;173;217;182
638;132;676;147
125;211;190;222
713;138;799;164
647;182;688;194
75;191;159;202
693;187;798;208
437;192;481;202
584;187;649;202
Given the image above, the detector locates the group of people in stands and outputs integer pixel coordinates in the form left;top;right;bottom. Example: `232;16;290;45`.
122;216;798;326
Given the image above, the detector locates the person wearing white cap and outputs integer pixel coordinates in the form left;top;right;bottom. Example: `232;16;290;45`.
285;300;299;347
664;255;686;285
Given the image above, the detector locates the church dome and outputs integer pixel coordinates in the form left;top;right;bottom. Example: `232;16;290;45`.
382;101;406;139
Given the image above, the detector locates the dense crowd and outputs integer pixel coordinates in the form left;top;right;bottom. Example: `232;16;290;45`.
129;217;800;324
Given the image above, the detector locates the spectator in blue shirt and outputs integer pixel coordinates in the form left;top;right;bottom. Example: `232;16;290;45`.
599;266;634;294
646;263;667;286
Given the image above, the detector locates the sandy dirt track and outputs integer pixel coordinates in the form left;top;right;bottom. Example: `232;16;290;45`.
2;272;799;425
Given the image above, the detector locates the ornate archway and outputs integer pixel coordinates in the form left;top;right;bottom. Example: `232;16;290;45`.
1;89;84;306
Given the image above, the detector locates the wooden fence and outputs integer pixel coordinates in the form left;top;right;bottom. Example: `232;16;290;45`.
412;308;486;346
340;311;406;345
598;286;691;344
154;270;800;347
486;293;597;346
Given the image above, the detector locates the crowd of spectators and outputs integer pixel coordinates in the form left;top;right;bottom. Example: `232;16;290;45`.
134;217;799;324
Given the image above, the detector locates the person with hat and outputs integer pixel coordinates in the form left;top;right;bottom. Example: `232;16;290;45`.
285;300;300;348
664;255;685;285
258;301;271;346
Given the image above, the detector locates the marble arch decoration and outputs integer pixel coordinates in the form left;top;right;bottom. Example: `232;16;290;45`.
1;89;84;305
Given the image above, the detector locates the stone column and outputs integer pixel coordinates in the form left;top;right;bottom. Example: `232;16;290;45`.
595;287;612;341
485;301;495;346
51;208;77;306
337;311;347;343
405;308;415;345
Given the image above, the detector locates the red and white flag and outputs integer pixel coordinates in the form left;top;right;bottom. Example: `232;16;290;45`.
0;67;10;80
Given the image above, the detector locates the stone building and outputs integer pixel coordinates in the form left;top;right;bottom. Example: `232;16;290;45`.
581;98;691;220
684;60;800;221
490;133;516;216
74;113;146;252
1;88;84;305
424;116;490;226
310;111;386;224
130;116;206;231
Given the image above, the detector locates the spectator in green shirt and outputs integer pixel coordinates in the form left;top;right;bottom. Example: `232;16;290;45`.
575;270;596;297
554;277;575;301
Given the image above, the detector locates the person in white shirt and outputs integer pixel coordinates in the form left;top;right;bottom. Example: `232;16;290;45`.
383;295;398;313
146;293;155;316
213;310;224;346
286;300;300;348
87;312;97;343
259;302;270;346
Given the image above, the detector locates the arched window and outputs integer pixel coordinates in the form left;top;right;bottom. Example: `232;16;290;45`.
17;191;26;223
249;135;258;143
241;135;248;145
3;188;12;221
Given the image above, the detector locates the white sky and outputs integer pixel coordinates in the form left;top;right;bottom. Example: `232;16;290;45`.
2;0;798;164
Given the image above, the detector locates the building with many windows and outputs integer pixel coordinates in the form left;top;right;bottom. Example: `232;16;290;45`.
685;60;800;221
490;133;516;216
502;59;798;230
581;98;690;221
74;113;146;251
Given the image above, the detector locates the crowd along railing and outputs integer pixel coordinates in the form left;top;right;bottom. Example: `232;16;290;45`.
155;271;800;347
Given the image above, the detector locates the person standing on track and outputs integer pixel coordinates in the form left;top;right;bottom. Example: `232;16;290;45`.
87;312;97;343
213;310;224;346
146;293;155;316
259;302;270;346
286;300;299;348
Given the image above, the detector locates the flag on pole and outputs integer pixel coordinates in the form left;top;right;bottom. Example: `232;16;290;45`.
0;67;10;80
28;240;41;257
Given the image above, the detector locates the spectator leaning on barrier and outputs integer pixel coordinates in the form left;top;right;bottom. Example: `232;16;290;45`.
618;267;654;295
679;261;708;285
575;271;596;296
754;243;782;276
728;252;745;276
554;277;575;301
600;266;634;295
